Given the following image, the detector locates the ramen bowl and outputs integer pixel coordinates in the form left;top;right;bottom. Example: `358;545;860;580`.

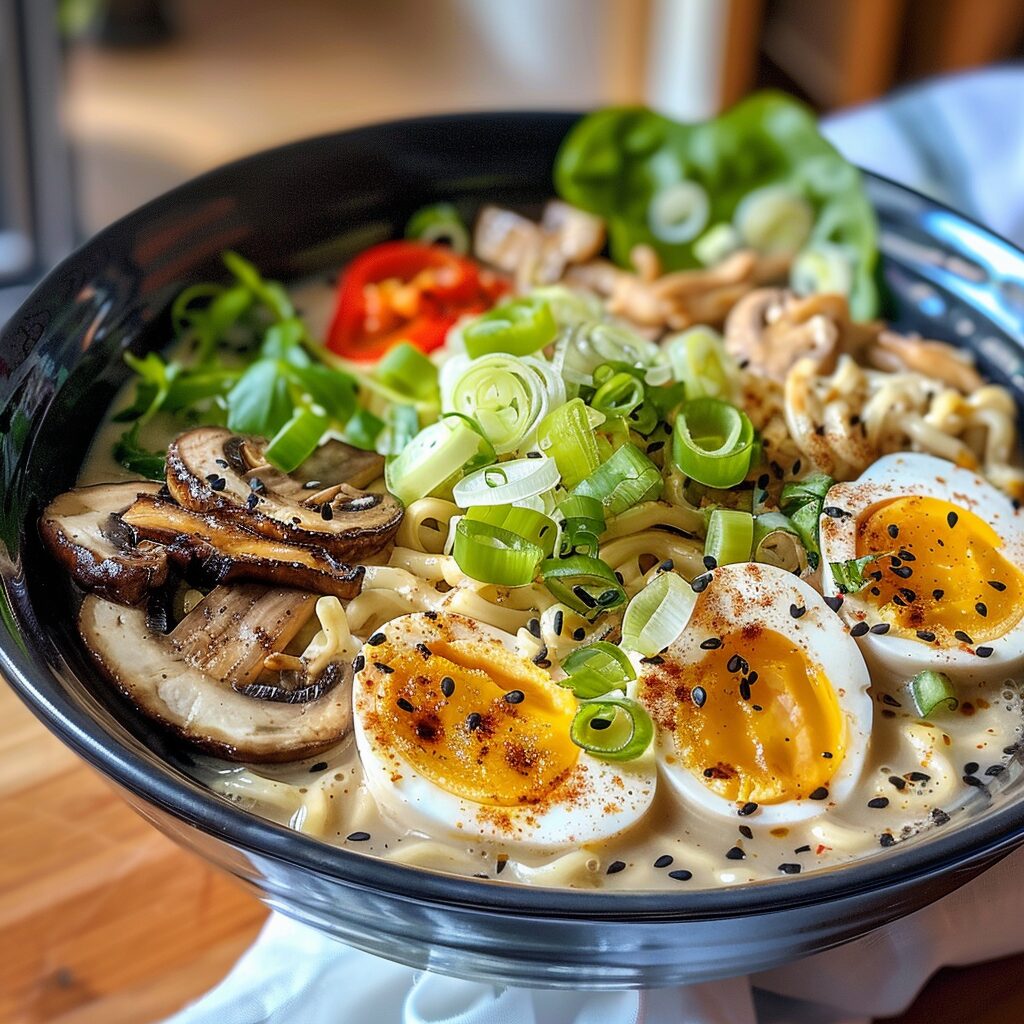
3;112;1024;989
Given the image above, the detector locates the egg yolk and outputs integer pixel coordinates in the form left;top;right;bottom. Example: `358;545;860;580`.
372;637;579;806
648;628;845;804
856;496;1024;645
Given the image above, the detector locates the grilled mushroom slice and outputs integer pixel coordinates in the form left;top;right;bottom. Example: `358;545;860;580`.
291;439;384;490
40;482;169;605
79;584;352;762
121;492;364;599
166;427;403;561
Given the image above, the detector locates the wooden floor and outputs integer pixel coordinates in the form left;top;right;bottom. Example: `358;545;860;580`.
3;681;1024;1024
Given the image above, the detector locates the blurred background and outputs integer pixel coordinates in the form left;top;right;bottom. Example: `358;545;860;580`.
4;0;1024;328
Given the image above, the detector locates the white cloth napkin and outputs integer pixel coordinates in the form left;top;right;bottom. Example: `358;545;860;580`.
166;68;1024;1024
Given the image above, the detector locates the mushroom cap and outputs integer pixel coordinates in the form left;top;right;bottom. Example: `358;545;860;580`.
40;482;169;605
166;427;403;561
79;588;352;762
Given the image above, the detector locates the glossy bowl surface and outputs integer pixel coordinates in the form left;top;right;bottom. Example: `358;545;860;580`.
3;112;1024;988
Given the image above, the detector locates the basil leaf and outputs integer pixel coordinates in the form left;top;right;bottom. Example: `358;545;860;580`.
226;360;292;436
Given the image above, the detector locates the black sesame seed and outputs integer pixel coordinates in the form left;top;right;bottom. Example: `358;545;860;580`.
778;863;802;875
347;831;371;842
870;587;881;596
215;459;228;468
976;646;994;658
739;681;751;701
703;768;715;777
320;503;334;521
374;662;394;674
931;809;951;825
887;524;899;539
424;610;438;620
881;693;902;707
757;473;770;489
553;610;564;635
352;654;365;673
527;617;541;638
789;604;806;619
870;623;890;634
496;858;508;874
702;555;718;571
654;854;674;868
692;686;707;708
691;573;712;593
814;424;825;436
879;833;896;848
822;751;834;759
700;637;722;650
893;565;914;579
823;506;850;519
367;632;386;646
205;473;219;482
985;765;1006;777
606;860;626;875
573;627;586;641
975;602;988;617
725;846;746;860
809;787;829;801
640;655;665;665
526;451;542;459
964;761;979;774
963;775;984;788
825;595;844;612
868;797;889;809
947;511;959;528
309;761;328;773
466;712;483;731
727;654;744;673
646;441;665;454
590;717;613;731
416;643;432;658
245;492;259;510
739;825;753;840
955;630;974;644
738;801;758;816
933;589;944;600
532;644;549;665
249;477;265;492
397;697;415;713
794;844;812;854
659;558;674;572
850;622;869;637
792;459;802;475
989;580;1008;592
440;676;455;697
504;690;525;704
572;585;597;608
668;869;693;881
211;477;226;491
907;771;931;783
747;671;758;684
916;630;936;642
899;588;917;602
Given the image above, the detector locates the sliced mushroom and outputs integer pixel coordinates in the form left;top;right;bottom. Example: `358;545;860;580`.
867;330;984;393
290;439;384;490
166;427;403;561
474;200;605;289
40;482;169;605
724;288;880;381
121;492;364;599
79;585;352;762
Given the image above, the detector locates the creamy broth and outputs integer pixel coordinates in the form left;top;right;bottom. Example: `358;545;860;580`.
74;277;1024;890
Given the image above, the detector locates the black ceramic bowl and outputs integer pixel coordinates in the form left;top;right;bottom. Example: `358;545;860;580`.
4;112;1024;989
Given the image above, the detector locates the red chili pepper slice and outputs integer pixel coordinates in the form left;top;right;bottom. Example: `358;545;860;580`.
326;241;507;361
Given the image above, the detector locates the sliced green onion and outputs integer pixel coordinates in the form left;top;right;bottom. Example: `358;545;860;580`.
574;443;663;517
528;285;604;326
734;184;813;256
264;407;329;473
562;641;635;685
694;223;742;266
536;397;600;489
375;342;439;402
540;555;626;619
705;509;754;567
753;512;806;573
830;553;887;594
648;180;709;244
557;494;605;557
405;202;469;254
438;412;497;472
672;397;755;488
462;297;556;359
377;404;420;457
453;456;559;508
570;697;654;761
466;504;558;557
441;353;564;455
555;321;661;386
591;370;644;419
385;418;487;506
791;243;854;298
908;670;959;718
453;519;543;587
343;408;386;451
621;571;696;657
665;326;735;401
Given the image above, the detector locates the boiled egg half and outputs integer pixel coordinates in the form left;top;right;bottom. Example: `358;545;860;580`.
352;612;656;849
637;563;873;825
820;453;1024;685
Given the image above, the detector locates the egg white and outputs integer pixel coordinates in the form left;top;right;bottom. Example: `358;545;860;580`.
639;563;873;826
820;453;1024;686
352;612;657;851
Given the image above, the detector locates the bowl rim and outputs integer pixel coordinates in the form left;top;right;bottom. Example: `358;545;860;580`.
4;109;1024;922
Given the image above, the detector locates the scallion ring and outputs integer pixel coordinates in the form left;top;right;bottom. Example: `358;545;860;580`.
574;443;663;517
264;407;329;473
562;641;635;686
693;222;742;266
540;555;626;619
648;180;710;244
374;341;439;402
557;493;605;557
452;518;544;587
405;202;470;254
734;184;814;256
385;418;488;506
790;242;855;298
536;397;600;490
462;297;557;359
665;326;735;401
621;571;696;657
453;455;559;508
672;397;756;488
465;504;558;557
908;670;959;718
705;508;754;566
752;512;806;573
570;697;654;762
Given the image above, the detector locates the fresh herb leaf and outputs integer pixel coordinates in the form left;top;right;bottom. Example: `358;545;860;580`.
225;360;293;436
113;423;166;480
829;552;888;594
